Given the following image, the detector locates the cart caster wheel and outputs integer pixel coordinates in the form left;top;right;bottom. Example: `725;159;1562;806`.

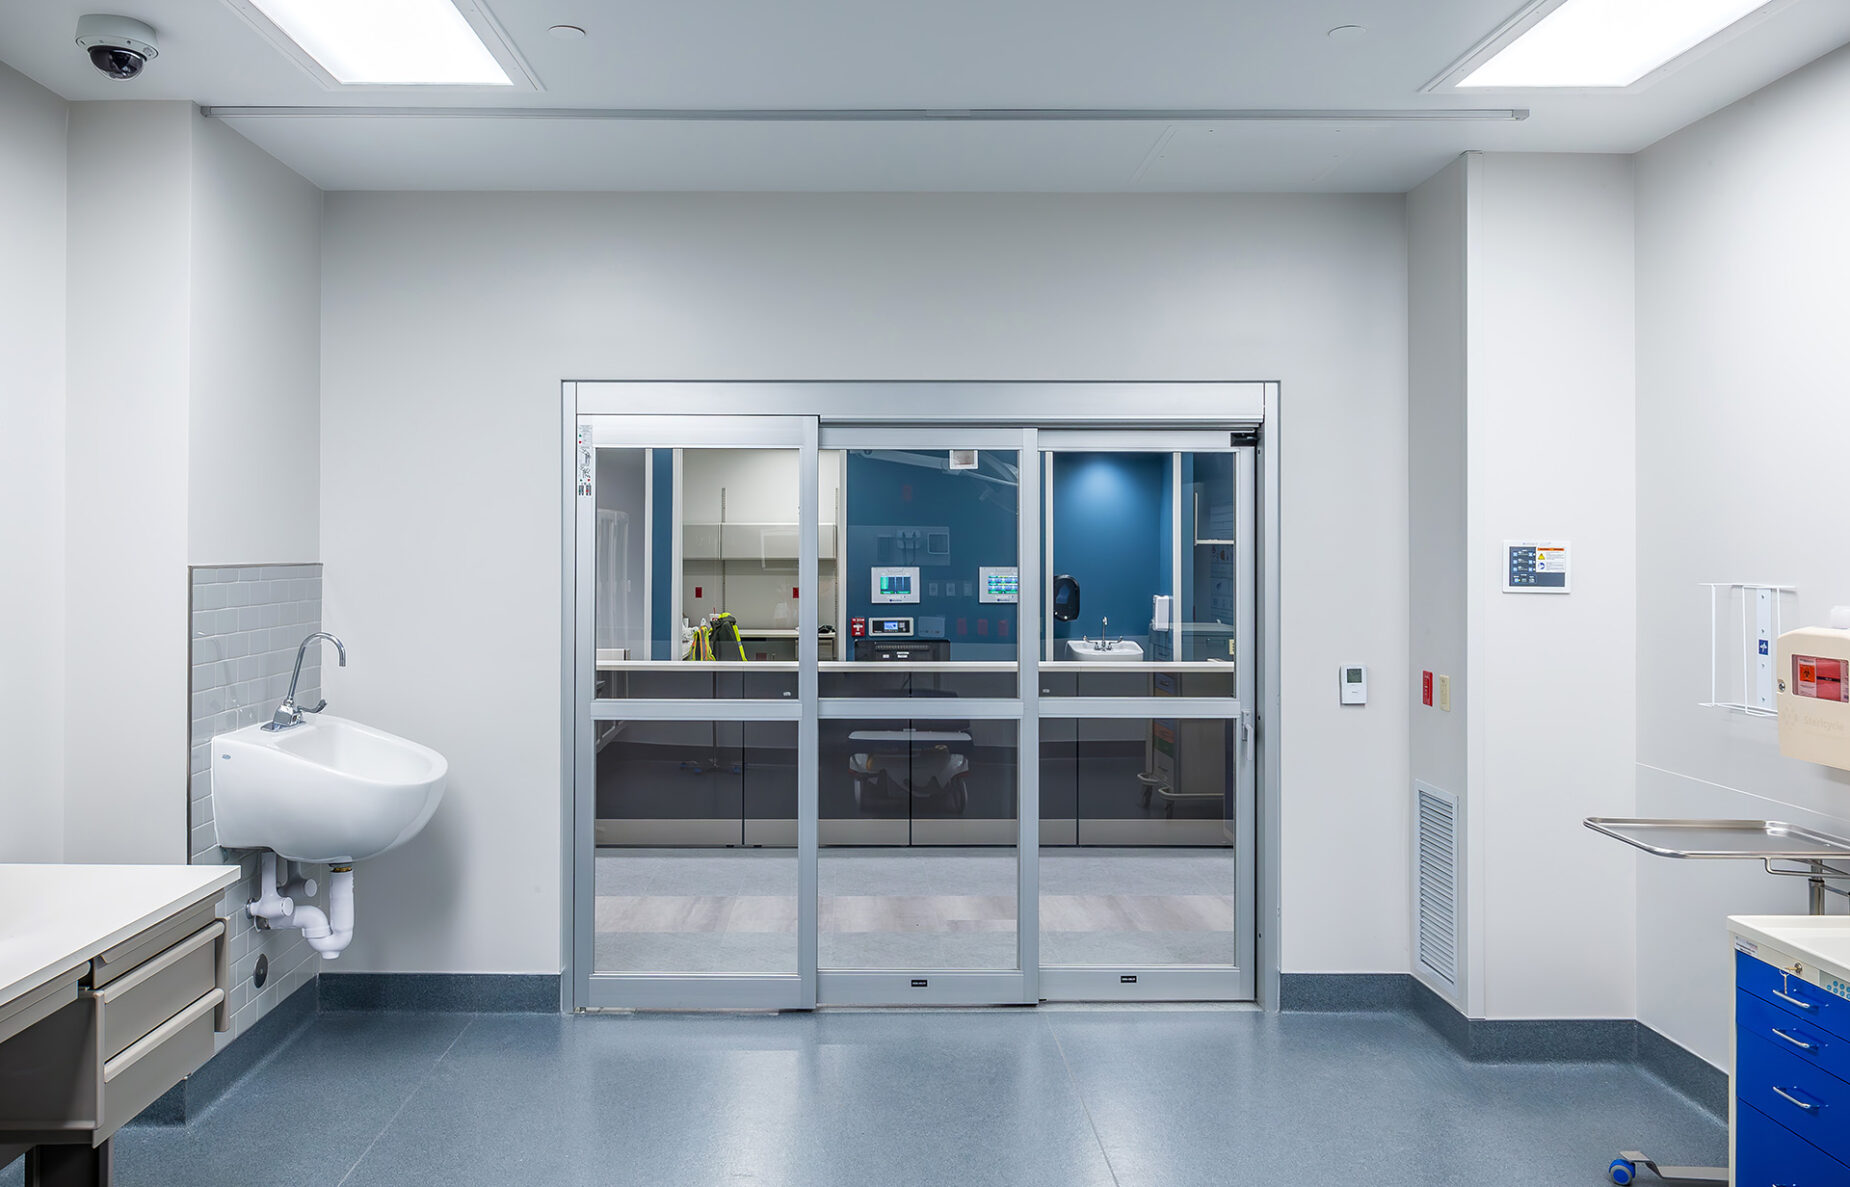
1608;1158;1635;1185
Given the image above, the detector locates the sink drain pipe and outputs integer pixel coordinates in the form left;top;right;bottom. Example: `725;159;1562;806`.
248;851;357;959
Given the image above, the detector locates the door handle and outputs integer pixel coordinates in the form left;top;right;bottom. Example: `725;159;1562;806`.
1770;1085;1818;1113
1771;1027;1816;1052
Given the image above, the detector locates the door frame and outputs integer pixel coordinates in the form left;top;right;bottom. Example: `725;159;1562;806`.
561;382;1280;1012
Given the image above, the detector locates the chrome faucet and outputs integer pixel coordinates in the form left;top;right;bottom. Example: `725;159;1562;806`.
264;632;347;731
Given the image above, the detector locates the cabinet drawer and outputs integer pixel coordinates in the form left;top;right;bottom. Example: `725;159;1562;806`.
97;988;222;1140
1740;951;1850;1041
90;899;217;989
1742;989;1850;1086
1735;1101;1850;1187
1739;1029;1850;1165
93;922;223;1061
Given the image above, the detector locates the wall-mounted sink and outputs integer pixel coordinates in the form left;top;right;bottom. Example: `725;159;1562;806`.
1068;639;1144;662
212;714;447;864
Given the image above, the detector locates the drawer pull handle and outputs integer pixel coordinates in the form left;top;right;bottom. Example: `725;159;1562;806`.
1772;989;1816;1011
102;988;223;1083
94;921;224;1004
1770;1085;1819;1114
1771;1028;1817;1052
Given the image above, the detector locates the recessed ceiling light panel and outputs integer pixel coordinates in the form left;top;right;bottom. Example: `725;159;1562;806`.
1456;0;1775;89
245;0;514;85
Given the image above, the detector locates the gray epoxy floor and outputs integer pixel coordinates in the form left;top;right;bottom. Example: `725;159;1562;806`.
1;1007;1723;1187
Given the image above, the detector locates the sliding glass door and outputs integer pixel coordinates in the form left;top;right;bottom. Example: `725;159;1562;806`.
574;415;818;1009
1036;432;1255;1000
571;401;1257;1009
814;428;1037;1005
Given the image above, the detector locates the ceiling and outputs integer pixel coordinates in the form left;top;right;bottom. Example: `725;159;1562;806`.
2;0;1847;191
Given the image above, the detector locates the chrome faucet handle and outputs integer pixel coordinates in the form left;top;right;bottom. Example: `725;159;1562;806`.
262;633;346;731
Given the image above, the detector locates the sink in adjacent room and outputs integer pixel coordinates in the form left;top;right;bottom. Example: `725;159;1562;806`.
1067;639;1145;662
212;714;448;863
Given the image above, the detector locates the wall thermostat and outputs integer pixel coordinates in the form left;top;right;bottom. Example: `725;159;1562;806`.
978;566;1020;604
1340;665;1368;706
868;617;914;638
1503;540;1571;593
871;567;920;604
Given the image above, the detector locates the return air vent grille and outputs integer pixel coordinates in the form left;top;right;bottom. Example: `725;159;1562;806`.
1415;782;1460;989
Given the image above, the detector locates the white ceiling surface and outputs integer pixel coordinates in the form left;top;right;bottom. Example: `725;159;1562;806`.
2;1;1848;191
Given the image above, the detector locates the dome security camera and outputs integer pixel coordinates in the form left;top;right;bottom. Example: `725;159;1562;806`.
75;14;159;80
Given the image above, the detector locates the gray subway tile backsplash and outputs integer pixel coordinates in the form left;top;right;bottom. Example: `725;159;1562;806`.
189;562;326;1048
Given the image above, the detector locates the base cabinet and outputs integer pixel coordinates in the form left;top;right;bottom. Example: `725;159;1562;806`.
0;900;228;1187
1735;949;1850;1185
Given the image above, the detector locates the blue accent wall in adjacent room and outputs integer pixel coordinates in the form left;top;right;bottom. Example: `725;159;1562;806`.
650;449;674;657
1051;453;1169;649
844;450;1019;660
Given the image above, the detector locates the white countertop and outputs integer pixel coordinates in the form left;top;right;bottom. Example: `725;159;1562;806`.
1729;914;1850;985
0;864;241;1006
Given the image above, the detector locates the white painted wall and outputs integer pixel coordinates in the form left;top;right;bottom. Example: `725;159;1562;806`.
0;63;68;863
188;112;321;565
1405;156;1469;1002
62;102;195;865
319;192;1410;975
61;102;323;874
1634;42;1850;1068
1467;154;1638;1019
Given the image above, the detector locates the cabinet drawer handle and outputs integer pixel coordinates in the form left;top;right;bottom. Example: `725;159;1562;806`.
1770;1085;1819;1114
1771;1027;1817;1052
1772;989;1816;1011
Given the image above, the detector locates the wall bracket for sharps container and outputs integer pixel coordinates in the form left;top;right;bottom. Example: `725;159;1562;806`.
1776;620;1850;770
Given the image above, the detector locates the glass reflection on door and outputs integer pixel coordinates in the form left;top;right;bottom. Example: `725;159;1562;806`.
1040;718;1237;968
819;718;1019;971
823;447;1020;697
1042;450;1239;664
593;722;799;974
593;444;844;698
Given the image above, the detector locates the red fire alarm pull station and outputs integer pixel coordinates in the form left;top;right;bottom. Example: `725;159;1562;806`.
850;618;867;639
1421;671;1434;707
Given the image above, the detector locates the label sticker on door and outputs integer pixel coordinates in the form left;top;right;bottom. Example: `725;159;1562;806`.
1793;655;1850;702
575;425;594;496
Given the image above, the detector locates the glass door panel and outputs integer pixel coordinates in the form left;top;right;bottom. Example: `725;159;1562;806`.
1038;718;1237;968
1042;449;1242;671
1036;437;1254;1001
590;434;831;699
818;716;1020;972
821;444;1021;698
594;722;799;974
815;429;1033;1004
578;414;818;1010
